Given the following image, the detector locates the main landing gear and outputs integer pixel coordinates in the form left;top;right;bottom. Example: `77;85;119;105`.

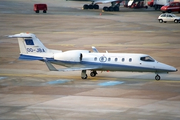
83;4;99;10
81;70;97;79
155;74;161;81
83;2;120;12
103;2;120;12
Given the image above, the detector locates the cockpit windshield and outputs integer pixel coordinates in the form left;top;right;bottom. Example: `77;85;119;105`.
140;56;155;62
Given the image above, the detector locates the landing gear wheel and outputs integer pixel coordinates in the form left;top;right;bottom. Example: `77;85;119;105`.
81;74;88;79
88;4;93;9
83;4;89;9
155;74;161;81
90;71;97;77
93;4;99;9
113;6;119;11
81;70;88;79
108;6;114;11
103;6;109;11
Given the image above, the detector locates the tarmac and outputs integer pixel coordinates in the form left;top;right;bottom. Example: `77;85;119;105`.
0;0;180;119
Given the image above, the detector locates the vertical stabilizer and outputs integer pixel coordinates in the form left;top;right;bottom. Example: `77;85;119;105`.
9;33;48;54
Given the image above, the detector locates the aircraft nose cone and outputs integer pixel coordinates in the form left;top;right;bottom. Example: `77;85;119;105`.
170;67;178;72
157;62;177;72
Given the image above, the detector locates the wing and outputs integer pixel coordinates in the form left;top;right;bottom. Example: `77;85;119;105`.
57;66;99;71
45;61;100;71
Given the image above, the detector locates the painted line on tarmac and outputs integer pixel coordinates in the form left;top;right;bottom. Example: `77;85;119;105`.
47;79;73;84
0;77;7;80
98;81;124;86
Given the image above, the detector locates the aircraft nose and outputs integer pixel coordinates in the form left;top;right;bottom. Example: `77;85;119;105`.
167;66;177;72
156;62;177;72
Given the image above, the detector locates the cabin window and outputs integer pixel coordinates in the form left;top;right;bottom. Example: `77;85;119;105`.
122;58;125;62
94;57;97;61
108;58;111;61
115;58;118;62
129;58;132;62
140;56;155;62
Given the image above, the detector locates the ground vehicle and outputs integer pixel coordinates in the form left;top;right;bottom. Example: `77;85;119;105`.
147;0;154;7
124;0;148;9
34;4;47;13
147;0;174;10
161;2;180;13
158;13;180;23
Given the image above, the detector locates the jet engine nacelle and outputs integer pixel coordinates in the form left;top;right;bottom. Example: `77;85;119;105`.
54;50;90;62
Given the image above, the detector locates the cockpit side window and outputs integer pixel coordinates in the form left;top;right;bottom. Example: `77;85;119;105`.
140;56;155;62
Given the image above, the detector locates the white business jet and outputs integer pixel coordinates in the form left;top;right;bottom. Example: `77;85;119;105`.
8;33;177;80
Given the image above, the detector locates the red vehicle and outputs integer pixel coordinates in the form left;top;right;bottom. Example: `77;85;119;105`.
147;0;154;7
161;2;180;13
34;4;47;13
131;1;148;9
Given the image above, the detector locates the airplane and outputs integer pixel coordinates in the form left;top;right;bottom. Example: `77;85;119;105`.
66;0;123;11
8;33;177;81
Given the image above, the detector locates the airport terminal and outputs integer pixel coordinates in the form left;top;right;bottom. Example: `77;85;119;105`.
0;0;180;119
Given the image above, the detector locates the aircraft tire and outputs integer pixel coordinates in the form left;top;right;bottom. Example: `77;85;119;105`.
93;4;99;9
88;4;94;9
103;6;109;11
113;6;119;11
83;4;89;9
90;72;96;77
155;74;161;81
81;74;88;79
108;7;114;11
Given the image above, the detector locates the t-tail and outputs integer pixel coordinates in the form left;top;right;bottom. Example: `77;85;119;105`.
8;33;61;61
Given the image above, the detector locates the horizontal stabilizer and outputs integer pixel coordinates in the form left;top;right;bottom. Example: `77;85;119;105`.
8;33;33;38
45;61;58;71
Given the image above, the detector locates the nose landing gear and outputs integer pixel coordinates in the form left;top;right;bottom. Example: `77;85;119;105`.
155;74;161;81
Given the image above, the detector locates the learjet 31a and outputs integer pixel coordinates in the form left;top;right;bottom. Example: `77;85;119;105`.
8;33;178;80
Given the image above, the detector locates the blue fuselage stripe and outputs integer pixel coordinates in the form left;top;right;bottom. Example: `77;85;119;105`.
18;54;171;72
